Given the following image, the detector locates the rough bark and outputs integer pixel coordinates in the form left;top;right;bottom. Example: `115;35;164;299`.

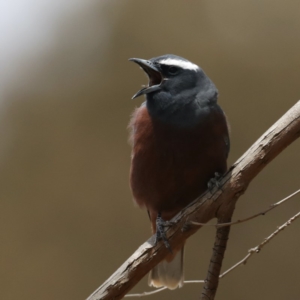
200;212;234;300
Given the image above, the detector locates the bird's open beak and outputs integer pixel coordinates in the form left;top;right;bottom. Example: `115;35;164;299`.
129;58;163;99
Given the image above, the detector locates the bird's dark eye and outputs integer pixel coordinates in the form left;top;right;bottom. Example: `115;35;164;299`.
168;66;179;75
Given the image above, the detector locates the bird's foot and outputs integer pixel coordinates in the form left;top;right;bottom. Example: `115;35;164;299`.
207;172;222;192
155;212;173;253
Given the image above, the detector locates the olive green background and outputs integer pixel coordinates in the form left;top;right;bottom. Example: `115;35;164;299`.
1;1;299;299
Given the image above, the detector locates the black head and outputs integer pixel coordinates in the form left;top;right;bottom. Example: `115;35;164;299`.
129;54;218;127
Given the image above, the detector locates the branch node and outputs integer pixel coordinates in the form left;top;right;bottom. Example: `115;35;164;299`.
181;222;192;232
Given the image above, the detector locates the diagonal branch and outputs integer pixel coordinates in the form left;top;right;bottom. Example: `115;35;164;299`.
124;188;300;298
86;100;300;300
126;203;300;298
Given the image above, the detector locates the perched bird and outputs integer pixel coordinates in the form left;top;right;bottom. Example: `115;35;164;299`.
129;54;230;290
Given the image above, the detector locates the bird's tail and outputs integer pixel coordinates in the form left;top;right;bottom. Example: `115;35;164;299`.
148;246;184;290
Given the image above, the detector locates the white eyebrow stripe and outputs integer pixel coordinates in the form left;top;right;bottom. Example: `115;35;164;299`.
158;58;199;71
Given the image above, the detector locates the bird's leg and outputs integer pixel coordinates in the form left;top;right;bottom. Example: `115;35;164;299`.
155;212;173;253
207;172;222;192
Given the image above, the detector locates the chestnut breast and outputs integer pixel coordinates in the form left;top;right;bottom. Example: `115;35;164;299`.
129;103;229;218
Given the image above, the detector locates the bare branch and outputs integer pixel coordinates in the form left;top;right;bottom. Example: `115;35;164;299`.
200;211;234;300
86;101;300;300
126;207;300;298
191;188;300;228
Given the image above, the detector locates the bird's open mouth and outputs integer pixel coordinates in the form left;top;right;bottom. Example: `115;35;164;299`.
129;58;163;99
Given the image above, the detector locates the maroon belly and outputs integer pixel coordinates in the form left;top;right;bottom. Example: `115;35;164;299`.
129;104;228;220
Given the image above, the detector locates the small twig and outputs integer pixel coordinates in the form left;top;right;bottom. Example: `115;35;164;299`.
191;188;300;228
125;280;205;298
220;210;300;278
125;210;300;298
124;287;167;298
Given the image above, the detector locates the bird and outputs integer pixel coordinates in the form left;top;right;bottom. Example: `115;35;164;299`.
128;54;230;290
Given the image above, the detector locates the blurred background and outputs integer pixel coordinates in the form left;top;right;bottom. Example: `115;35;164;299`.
0;1;299;299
